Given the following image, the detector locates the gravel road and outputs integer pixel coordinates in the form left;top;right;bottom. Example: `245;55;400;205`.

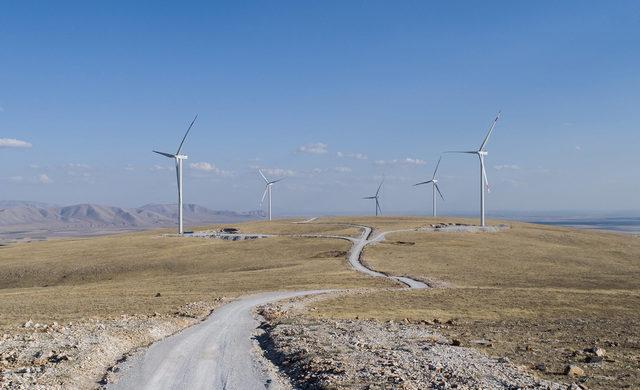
108;224;426;389
108;291;325;390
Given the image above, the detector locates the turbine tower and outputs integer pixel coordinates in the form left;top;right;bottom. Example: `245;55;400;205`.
413;157;445;217
363;179;384;216
153;115;197;235
446;111;500;227
259;170;284;221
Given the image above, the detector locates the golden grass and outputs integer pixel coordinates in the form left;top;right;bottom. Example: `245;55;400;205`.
310;219;640;389
0;221;390;327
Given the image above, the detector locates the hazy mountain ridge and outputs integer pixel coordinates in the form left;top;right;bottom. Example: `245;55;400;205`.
0;201;264;228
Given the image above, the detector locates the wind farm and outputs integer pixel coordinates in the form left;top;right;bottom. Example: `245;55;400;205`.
2;3;639;390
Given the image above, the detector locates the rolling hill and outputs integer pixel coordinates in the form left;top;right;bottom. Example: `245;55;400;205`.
0;201;264;230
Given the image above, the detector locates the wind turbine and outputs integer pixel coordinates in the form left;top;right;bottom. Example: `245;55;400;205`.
259;170;284;221
413;157;444;217
446;111;500;227
363;179;384;216
153;115;198;235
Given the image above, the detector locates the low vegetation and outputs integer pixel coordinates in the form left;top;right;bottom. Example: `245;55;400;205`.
0;222;386;328
311;219;640;389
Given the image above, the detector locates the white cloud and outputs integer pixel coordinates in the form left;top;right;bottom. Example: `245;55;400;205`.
261;168;296;177
0;138;32;148
151;164;172;172
374;158;426;166
66;163;91;169
337;151;368;160
37;174;53;184
297;142;328;155
190;162;217;172
493;164;521;171
334;166;352;173
124;165;134;171
189;162;234;177
575;145;582;151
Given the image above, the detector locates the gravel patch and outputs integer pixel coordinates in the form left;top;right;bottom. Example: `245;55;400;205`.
0;300;224;389
257;303;575;389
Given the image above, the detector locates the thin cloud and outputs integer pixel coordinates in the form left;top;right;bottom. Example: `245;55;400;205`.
0;138;32;148
190;162;234;177
38;174;53;184
337;151;368;160
261;167;296;177
493;164;521;171
374;158;426;166
334;166;352;173
151;164;172;172
575;145;582;151
297;142;328;155
66;163;91;169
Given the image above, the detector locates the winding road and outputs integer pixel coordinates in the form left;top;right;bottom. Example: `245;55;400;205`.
108;223;425;390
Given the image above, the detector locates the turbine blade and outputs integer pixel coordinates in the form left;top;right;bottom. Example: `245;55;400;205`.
432;157;442;180
376;199;382;215
435;183;445;201
269;178;285;185
444;151;477;154
479;111;501;151
175;160;180;189
376;178;384;196
482;163;491;193
153;150;176;158
363;196;376;199
260;187;268;205
258;169;269;183
413;180;433;186
176;114;198;155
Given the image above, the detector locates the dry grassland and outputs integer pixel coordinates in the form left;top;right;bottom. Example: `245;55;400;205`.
311;219;640;389
0;221;389;328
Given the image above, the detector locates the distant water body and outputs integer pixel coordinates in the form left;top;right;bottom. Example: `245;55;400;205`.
532;217;640;234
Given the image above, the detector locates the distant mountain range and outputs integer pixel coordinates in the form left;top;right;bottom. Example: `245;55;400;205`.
0;201;265;229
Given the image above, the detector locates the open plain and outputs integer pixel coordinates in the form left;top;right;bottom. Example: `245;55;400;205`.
0;217;638;389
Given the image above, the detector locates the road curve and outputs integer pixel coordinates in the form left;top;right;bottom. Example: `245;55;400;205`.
108;224;426;389
108;291;325;390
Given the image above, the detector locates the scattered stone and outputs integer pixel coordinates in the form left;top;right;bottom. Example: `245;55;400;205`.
155;292;162;297
564;365;585;377
451;339;462;347
587;346;606;357
586;355;604;363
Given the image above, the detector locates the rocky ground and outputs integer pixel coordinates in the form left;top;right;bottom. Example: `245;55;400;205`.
257;301;589;390
0;300;224;389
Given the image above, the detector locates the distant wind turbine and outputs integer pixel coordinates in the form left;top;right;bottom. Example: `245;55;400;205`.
414;157;444;217
446;111;500;227
363;179;384;216
259;169;284;221
153;115;198;235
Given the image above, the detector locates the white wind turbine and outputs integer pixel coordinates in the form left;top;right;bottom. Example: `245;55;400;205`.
153;115;198;235
446;111;500;227
259;169;284;221
363;179;384;216
413;157;444;217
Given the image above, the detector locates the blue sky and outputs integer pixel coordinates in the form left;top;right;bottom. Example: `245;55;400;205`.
1;1;639;215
